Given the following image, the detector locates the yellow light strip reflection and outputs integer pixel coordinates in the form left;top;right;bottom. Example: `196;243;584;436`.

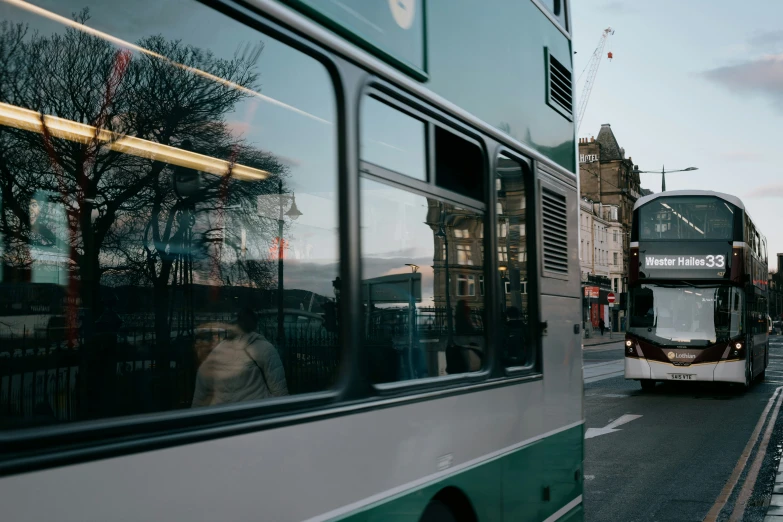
0;102;269;181
2;0;330;125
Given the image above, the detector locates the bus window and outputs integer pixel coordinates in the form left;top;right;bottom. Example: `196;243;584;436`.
360;179;486;382
496;154;532;368
361;97;427;182
638;196;736;241
0;1;340;427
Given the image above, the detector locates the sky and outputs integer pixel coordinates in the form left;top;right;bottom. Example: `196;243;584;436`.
572;0;783;271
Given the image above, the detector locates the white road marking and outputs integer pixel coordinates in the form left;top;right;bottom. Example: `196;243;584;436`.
585;414;642;439
583;360;625;383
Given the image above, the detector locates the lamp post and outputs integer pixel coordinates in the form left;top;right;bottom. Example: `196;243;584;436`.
632;165;698;192
276;180;302;352
435;208;453;343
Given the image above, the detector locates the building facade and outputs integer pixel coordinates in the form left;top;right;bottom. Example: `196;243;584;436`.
579;198;624;332
579;124;649;332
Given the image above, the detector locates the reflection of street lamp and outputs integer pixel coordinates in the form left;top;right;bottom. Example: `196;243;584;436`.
436;217;453;341
276;180;302;352
632;165;698;192
405;263;419;273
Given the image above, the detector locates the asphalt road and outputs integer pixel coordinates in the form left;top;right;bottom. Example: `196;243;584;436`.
583;335;783;522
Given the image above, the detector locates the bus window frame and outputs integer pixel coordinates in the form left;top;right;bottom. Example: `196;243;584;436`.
0;0;352;461
530;0;571;37
494;149;542;377
358;81;500;395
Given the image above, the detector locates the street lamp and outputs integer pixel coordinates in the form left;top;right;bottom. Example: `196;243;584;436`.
276;180;302;352
405;263;420;273
435;212;453;341
632;165;698;192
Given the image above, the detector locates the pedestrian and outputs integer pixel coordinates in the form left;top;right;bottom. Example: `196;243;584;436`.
192;307;288;407
599;317;605;336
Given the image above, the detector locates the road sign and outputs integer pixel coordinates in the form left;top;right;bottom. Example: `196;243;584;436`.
607;292;616;304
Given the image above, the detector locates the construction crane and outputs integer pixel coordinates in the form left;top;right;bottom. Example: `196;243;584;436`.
576;27;614;132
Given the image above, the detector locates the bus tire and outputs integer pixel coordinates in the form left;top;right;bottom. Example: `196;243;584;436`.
640;380;656;391
419;500;459;522
744;357;753;390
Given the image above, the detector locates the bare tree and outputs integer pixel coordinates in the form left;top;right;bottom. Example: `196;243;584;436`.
0;11;287;353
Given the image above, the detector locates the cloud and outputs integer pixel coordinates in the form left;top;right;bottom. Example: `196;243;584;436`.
702;54;783;109
745;183;783;199
748;30;783;50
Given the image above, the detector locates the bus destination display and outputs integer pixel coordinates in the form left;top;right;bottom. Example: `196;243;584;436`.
644;254;726;269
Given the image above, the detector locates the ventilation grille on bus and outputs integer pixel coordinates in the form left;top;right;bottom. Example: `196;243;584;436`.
542;189;569;275
547;53;573;119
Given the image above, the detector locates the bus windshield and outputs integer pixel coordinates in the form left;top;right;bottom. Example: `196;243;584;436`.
628;284;743;346
638;196;735;241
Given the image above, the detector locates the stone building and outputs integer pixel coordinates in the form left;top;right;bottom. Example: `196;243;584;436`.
579;124;648;332
579;198;624;332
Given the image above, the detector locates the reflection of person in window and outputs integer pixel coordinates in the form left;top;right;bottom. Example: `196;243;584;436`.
28;195;56;248
192;308;288;407
454;300;475;335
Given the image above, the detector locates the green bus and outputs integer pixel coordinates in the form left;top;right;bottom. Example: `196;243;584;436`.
0;0;583;520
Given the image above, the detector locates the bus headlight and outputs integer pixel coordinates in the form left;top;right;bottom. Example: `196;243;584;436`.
735;342;742;350
625;340;633;347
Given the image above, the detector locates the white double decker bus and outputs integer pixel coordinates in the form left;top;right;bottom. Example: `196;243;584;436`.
0;0;584;520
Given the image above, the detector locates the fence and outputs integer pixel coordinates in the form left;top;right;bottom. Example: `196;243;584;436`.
0;323;340;428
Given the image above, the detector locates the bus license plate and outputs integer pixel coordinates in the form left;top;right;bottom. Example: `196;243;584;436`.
668;373;695;380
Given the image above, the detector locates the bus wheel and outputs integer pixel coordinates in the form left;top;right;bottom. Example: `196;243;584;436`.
760;345;769;381
640;380;656;391
744;357;753;390
419;500;458;522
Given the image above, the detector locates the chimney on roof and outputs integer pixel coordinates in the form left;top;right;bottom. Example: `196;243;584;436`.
590;136;595;142
778;253;783;272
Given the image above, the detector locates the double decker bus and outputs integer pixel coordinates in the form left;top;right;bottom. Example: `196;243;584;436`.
0;0;583;520
625;190;769;390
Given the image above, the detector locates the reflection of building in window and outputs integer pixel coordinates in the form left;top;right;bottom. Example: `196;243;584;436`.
496;155;528;317
428;199;485;314
504;279;527;295
456;244;473;265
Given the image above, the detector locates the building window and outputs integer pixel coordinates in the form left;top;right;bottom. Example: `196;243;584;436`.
613;252;618;266
498;245;508;262
457;274;476;296
454;228;470;238
457;244;473;265
613;230;618;243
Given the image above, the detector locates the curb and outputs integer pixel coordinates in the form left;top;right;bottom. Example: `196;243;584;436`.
764;460;783;520
582;339;623;348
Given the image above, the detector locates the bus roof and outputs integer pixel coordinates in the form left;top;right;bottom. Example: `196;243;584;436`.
633;190;746;212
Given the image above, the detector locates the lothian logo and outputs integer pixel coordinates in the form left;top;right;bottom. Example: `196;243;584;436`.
668;351;696;360
667;352;675;359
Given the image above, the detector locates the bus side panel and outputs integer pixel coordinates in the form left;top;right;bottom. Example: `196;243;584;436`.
502;425;584;522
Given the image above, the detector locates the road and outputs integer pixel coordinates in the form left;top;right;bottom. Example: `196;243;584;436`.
583;335;783;522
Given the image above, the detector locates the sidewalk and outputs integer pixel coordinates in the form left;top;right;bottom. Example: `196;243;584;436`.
582;332;623;347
